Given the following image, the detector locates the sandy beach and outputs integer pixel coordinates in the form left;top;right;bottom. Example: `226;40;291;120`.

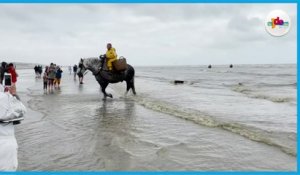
0;3;296;172
12;65;296;171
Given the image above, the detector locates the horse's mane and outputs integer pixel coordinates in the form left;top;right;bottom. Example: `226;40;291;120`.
83;57;101;66
81;57;103;72
83;57;100;63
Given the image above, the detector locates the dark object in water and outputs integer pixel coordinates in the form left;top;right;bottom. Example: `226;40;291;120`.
230;64;233;68
13;121;21;125
208;65;212;69
174;80;184;84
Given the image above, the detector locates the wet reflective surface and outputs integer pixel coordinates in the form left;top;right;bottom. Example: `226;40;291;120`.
15;67;296;171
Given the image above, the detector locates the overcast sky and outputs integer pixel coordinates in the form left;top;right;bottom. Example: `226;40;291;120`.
0;4;297;66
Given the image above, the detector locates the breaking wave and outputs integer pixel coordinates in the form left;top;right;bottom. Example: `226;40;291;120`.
128;95;296;157
231;84;295;104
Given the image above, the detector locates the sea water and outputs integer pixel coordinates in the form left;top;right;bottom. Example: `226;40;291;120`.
15;64;296;171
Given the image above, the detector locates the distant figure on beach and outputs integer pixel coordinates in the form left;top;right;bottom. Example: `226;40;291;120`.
104;43;117;72
43;70;48;92
208;64;212;69
0;62;7;84
47;63;56;91
230;64;233;68
34;65;38;78
78;64;84;84
34;65;42;79
54;66;63;88
68;66;72;75
73;64;78;80
39;65;43;77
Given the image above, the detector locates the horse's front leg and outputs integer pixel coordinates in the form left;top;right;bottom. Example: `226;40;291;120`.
100;82;113;99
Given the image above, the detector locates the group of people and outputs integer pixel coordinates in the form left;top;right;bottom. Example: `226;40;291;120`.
0;43;123;171
0;43;119;95
41;62;83;92
43;63;63;91
33;65;43;78
0;62;18;97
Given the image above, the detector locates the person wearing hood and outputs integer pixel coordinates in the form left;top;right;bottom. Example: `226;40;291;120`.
105;43;118;71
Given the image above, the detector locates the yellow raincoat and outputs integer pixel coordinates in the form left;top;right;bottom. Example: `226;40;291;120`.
106;48;117;71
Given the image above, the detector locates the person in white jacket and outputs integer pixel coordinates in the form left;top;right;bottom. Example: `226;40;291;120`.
0;84;26;171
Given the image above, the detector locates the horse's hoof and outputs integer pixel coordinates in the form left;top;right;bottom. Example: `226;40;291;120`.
108;94;113;98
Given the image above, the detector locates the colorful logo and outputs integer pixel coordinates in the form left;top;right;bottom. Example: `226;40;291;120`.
267;17;289;29
265;10;291;37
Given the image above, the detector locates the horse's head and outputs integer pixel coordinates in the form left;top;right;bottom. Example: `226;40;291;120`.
78;57;102;76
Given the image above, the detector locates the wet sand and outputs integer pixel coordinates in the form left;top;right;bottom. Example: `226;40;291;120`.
14;69;296;171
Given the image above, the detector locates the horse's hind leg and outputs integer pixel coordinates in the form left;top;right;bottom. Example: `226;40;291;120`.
125;81;130;95
131;79;136;95
125;78;136;95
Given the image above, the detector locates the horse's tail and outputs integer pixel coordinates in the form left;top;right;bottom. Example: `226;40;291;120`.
126;64;136;95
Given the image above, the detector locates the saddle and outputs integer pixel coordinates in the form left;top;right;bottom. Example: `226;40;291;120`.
99;55;127;82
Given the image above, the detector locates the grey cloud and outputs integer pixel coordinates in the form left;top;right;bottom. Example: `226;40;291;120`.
0;4;296;66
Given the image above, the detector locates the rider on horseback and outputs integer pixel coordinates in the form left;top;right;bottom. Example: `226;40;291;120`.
97;43;129;84
104;43;117;72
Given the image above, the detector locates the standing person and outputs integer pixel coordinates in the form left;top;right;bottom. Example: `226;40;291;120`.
38;65;43;78
77;71;84;84
0;62;7;84
78;73;84;84
55;66;63;88
73;64;78;80
42;70;48;92
7;63;18;96
0;84;18;171
105;43;117;71
53;65;59;87
44;66;49;75
77;63;84;84
34;65;38;78
47;63;56;91
68;66;72;75
0;84;26;171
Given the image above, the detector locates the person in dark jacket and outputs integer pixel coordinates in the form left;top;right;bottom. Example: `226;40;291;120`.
55;66;63;88
73;64;78;80
0;62;7;84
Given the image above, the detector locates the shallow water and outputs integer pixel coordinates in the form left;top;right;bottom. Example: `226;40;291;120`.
14;65;296;171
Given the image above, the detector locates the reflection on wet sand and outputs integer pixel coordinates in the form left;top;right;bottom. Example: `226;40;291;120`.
15;69;296;171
